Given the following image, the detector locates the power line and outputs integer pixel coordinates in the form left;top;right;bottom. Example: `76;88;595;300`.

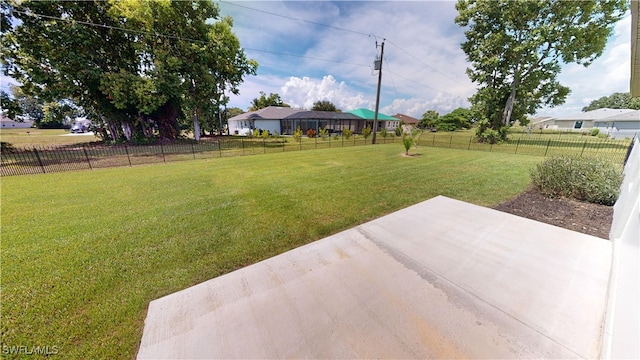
10;9;369;69
219;0;377;38
386;40;473;90
220;1;472;91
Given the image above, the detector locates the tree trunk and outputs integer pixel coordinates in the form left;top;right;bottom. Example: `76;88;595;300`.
155;101;179;140
502;76;518;126
193;111;201;141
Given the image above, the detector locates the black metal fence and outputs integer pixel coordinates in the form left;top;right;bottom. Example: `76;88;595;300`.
1;133;633;176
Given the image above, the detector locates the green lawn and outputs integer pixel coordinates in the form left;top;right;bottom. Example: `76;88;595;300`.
0;128;100;148
2;144;542;358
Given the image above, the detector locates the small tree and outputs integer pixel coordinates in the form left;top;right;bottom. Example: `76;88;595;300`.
394;125;403;136
362;126;372;140
380;128;388;139
342;127;353;140
261;129;270;139
319;126;329;140
293;126;303;141
402;134;413;155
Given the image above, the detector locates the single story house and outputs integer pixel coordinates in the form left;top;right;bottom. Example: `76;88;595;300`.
593;110;640;139
1;115;33;128
548;108;636;132
228;107;398;136
346;108;400;132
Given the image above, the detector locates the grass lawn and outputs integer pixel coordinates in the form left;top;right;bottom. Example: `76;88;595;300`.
0;128;99;148
1;144;542;358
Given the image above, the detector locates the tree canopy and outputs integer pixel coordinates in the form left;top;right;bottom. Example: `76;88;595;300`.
311;100;340;112
419;110;439;129
455;0;627;138
436;108;472;131
582;92;640;111
249;92;290;111
1;0;257;142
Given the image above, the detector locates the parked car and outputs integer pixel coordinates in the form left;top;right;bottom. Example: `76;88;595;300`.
70;123;87;133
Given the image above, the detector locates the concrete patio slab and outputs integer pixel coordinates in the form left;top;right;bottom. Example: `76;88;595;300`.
138;196;612;359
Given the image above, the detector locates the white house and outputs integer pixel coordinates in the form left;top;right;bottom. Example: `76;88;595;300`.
228;107;369;136
594;110;640;139
550;108;636;132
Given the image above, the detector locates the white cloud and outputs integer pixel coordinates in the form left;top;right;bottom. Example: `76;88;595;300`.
223;2;631;119
280;75;371;110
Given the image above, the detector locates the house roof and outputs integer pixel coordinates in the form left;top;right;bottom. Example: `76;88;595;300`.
347;108;398;121
391;113;419;124
285;110;362;120
553;108;636;121
228;107;362;121
229;107;302;121
600;109;640;121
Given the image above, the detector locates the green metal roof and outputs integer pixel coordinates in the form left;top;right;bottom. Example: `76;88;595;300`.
347;108;399;121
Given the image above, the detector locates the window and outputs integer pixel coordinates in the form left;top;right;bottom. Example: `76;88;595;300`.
574;121;583;129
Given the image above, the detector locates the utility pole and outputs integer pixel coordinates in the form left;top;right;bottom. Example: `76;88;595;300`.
372;39;385;145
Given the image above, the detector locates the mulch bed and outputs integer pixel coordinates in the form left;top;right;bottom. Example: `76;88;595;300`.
493;187;613;240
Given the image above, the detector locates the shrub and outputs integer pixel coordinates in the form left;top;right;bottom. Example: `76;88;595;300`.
380;128;388;138
307;128;316;138
394;125;403;136
362;126;372;139
1;142;16;153
590;128;600;136
261;129;270;139
252;128;260;138
293;127;303;141
319;126;329;140
530;156;623;206
342;127;352;140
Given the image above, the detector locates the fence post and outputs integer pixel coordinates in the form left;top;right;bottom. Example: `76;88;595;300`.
468;136;472;150
432;133;436;146
515;138;520;154
299;137;302;150
580;140;587;157
83;144;92;170
449;135;453;148
544;139;551;157
242;139;245;156
192;143;196;160
125;145;132;166
33;147;46;174
264;138;266;154
160;143;166;163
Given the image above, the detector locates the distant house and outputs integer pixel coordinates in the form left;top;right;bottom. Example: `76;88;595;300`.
391;113;419;127
551;108;636;132
1;115;33;129
593;110;640;139
228;107;365;136
529;116;555;130
346;108;400;132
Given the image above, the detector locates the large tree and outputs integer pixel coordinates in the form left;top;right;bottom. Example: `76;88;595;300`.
1;0;256;142
311;100;340;112
455;0;627;138
249;92;290;111
419;110;439;129
582;92;640;111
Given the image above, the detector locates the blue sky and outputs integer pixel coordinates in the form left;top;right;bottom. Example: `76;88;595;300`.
0;1;631;119
218;1;632;118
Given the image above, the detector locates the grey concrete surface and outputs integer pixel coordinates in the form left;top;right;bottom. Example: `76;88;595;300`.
138;196;612;359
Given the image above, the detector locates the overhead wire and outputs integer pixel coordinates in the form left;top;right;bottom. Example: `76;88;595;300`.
9;8;370;69
219;1;471;94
